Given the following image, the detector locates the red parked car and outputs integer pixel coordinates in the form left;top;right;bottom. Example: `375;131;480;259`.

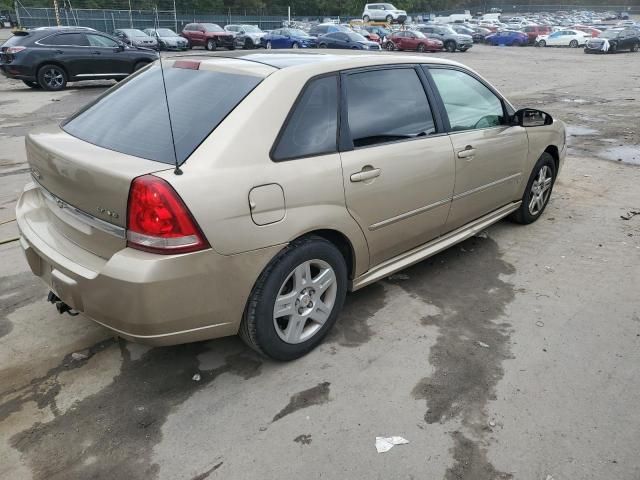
521;25;552;44
386;30;443;52
572;25;602;37
181;23;235;50
353;27;381;44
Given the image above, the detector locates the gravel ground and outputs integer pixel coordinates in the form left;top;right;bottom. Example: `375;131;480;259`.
1;41;639;480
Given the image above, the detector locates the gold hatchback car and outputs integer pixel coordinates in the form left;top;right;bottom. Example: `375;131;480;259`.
17;52;566;360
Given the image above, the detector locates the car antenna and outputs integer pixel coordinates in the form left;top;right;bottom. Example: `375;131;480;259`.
153;6;182;175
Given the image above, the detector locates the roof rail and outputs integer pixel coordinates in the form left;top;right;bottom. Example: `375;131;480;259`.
163;52;281;70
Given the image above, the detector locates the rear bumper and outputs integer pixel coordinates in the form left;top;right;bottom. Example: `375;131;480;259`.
0;62;35;81
17;182;283;346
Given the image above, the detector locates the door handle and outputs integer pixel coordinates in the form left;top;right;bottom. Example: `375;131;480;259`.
92;51;101;55
350;167;381;182
457;145;476;159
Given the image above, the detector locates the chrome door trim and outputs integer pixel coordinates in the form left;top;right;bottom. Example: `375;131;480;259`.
352;201;521;290
75;73;128;77
33;176;126;239
452;172;522;201
369;196;452;231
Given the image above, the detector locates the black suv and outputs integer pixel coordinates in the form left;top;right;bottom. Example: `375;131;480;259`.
0;27;158;90
584;28;640;54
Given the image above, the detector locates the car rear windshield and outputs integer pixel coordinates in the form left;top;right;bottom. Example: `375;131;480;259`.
62;63;262;165
1;33;30;47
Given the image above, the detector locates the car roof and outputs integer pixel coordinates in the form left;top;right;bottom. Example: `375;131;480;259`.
166;51;462;76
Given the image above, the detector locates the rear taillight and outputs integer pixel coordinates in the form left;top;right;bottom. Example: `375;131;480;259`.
126;175;209;254
6;46;26;54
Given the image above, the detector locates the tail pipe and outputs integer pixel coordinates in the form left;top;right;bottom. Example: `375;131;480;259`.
47;291;80;316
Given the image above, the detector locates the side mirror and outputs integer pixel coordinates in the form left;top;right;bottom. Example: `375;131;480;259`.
117;42;125;51
512;108;553;127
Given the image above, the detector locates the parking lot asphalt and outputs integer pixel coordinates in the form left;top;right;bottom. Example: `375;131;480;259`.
1;42;639;480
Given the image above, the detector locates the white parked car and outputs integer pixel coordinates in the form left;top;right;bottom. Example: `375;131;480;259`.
536;29;590;47
362;3;407;24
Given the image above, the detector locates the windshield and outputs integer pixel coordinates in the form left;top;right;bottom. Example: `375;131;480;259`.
288;29;307;36
347;32;368;42
125;29;148;37
203;24;224;32
441;26;456;34
600;29;621;39
243;25;261;32
414;31;426;38
63;64;263;165
155;28;176;36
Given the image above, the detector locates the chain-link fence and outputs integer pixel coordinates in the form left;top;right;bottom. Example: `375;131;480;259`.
10;1;640;31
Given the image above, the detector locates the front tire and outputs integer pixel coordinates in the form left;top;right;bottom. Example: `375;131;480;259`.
133;61;149;72
509;153;556;224
417;43;425;52
445;40;456;52
363;15;370;22
385;15;393;23
206;38;216;51
292;42;299;49
569;39;578;48
37;64;67;91
538;39;546;47
631;42;639;52
240;236;348;361
386;41;395;51
266;40;272;50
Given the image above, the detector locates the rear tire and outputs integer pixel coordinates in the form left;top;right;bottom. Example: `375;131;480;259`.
240;236;348;361
631;43;639;52
363;15;370;22
509;153;556;225
37;64;67;91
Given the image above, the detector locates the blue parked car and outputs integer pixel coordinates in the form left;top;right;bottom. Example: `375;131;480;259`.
317;32;381;50
485;30;528;46
261;28;316;49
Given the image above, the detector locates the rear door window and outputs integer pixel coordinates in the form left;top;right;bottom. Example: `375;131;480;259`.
40;33;88;46
272;75;339;161
63;63;263;165
87;34;118;47
343;68;436;148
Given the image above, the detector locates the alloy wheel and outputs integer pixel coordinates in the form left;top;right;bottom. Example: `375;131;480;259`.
43;68;64;89
528;165;553;216
273;259;337;344
292;42;299;49
569;40;578;48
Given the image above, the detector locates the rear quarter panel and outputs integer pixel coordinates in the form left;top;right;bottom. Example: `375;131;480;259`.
156;69;371;276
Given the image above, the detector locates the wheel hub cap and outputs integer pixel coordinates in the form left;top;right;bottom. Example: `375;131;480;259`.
273;259;337;344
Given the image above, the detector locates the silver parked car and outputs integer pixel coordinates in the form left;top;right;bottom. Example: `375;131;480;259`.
143;28;189;51
225;24;267;49
113;29;158;50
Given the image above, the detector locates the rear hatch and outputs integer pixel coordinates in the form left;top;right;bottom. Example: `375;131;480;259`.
23;58;268;260
0;31;30;63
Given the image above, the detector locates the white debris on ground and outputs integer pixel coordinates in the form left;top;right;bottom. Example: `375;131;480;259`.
375;436;409;453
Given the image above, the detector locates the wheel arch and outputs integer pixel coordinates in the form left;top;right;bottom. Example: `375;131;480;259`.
544;145;560;173
36;60;69;79
293;229;357;281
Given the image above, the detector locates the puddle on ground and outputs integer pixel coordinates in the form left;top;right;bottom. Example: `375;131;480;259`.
598;145;640;165
566;125;599;137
